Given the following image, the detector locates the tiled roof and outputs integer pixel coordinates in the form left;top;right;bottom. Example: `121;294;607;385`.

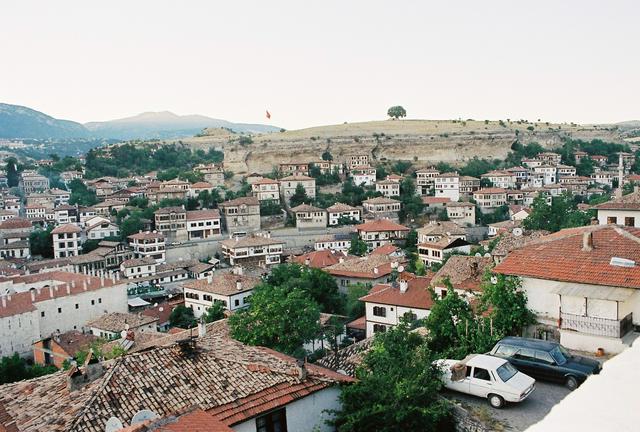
290;204;325;213
186;209;220;221
355;219;409;232
446;201;474;208
279;175;314;181
326;202;359;213
252;177;279;185
370;244;401;256
86;312;158;332
0;271;120;319
48;330;98;357
490;230;550;258
0;218;32;230
431;256;493;292
120;409;234;432
494;225;640;289
290;250;348;269
50;224;81;234
362;197;400;205
473;187;507;194
141;302;179;324
128;231;164;241
421;197;451;205
0;322;352;432
190;181;214;188
155;206;186;215
594;190;640;210
121;257;156;268
316;337;374;377
183;273;260;296
325;254;403;279
219;196;259;207
360;274;433;309
417;221;466;237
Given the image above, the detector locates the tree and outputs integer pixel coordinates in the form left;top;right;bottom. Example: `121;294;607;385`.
387;106;407;120
344;284;369;319
576;157;595;177
0;353;57;384
68;179;98;206
321;150;333;161
119;216;145;240
399;177;423;222
5;158;19;188
523;193;592;232
331;321;453;432
480;274;535;337
169;305;197;329
229;285;321;355
348;233;368;256
30;226;54;258
203;302;226;323
289;183;310;208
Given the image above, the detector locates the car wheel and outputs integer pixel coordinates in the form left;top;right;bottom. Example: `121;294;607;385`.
565;376;578;391
488;394;505;409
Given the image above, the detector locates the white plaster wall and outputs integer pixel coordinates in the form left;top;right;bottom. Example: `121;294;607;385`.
0;311;39;357
597;209;640;227
232;387;342;432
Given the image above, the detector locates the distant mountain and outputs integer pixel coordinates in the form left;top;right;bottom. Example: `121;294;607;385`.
84;111;280;140
616;120;640;129
0;103;90;139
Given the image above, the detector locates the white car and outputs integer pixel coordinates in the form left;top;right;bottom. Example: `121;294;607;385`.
435;354;535;408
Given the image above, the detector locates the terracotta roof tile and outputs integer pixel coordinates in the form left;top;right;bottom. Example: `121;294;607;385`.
355;219;409;232
360;275;434;309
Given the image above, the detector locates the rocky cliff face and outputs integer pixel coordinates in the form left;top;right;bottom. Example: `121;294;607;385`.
180;120;623;174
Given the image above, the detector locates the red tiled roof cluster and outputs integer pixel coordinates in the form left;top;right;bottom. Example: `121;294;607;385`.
356;219;409;232
359;274;434;309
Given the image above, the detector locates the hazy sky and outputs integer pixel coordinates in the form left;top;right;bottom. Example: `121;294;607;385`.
1;1;638;129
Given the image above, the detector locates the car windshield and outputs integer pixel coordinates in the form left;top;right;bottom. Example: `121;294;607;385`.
550;347;568;365
496;362;518;382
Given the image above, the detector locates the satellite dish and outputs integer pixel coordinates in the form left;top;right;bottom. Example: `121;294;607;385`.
120;330;127;339
513;227;523;237
475;253;481;257
159;307;164;312
131;409;159;425
484;253;491;258
397;265;405;273
490;276;498;284
124;323;130;331
105;417;124;432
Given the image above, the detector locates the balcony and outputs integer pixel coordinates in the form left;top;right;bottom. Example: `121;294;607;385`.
560;312;634;338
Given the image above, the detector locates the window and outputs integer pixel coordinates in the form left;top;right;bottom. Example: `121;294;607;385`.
75;303;79;309
234;299;240;307
625;217;635;227
514;348;535;360
473;367;491;381
57;307;62;313
98;298;102;304
91;300;95;305
535;350;555;365
607;216;617;224
373;324;387;334
373;306;386;317
41;311;45;317
256;408;287;432
494;344;518;357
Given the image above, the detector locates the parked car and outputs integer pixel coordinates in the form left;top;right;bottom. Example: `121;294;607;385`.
489;337;601;390
435;354;535;408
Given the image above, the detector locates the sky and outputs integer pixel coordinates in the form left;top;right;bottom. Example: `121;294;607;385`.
1;1;638;129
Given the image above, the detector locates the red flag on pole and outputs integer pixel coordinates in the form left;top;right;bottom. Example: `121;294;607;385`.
266;110;271;119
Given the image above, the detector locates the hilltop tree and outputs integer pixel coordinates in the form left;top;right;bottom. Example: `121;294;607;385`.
387;106;407;120
289;183;310;208
321;150;333;161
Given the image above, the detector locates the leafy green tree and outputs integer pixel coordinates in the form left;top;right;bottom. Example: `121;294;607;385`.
348;234;368;256
404;229;418;252
523;193;591;232
331;321;453;432
260;199;283;216
480;274;535;337
68;179;99;206
203;302;226;323
387;105;407;120
375;164;389;180
119;216;145;240
399;177;423;222
321;150;333;161
5;158;20;187
289;183;310;208
30;226;54;258
0;353;57;384
229;285;321;355
576;157;595;177
169;305;197;329
344;284;369;319
265;264;344;313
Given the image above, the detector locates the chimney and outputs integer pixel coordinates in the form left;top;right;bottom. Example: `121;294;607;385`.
66;350;104;392
296;358;307;381
66;283;71;295
339;257;345;263
83;280;88;291
49;286;54;298
236;279;242;290
198;318;207;338
582;231;594;252
207;274;213;283
399;279;408;293
30;289;36;302
373;267;379;275
304;258;310;266
1;296;6;308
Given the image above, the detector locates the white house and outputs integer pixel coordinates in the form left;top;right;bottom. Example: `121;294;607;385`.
355;219;410;250
351;166;376;186
434;173;460;201
183;270;260;317
291;204;327;230
251;177;281;202
128;231;166;263
120;257;157;279
326;203;361;226
86;220;120;240
495;225;640;354
87;311;158;340
279;175;316;204
445;202;476;226
375;179;400;197
51;224;82;258
219;234;285;267
595;191;640;227
360;274;433;337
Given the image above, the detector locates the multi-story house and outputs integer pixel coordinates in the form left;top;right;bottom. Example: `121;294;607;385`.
291;204;327;230
351;166;376;186
219;234;285;267
591;155;609;166
314;233;352;252
356;219;410;250
0;209;16;223
574;151;588;164
0;271;128;357
50;188;71;206
3;194;21;214
186;209;221;240
325;254;403;292
219;196;261;234
495;225;640;354
128;231;166;263
18;171;49;194
53;205;78;224
362;197;401;221
251;178;281;202
87;312;158;340
0;218;32;247
51;224;81;258
445;201;476;226
434;172;460;201
472;188;508;212
279;175;316;204
311;160;344;175
522;158;543;169
417;221;466;244
536;152;562;165
194;163;225;186
480;170;517;189
326;202;361;226
375;179;400;197
347;154;370;170
591;171;614;187
25;205;48;220
415;168;440;195
557;164;577;178
360;274;432;337
120;257;157;279
507;166;529;187
417;237;471;266
188;181;214;198
594;190;640;227
86;220;120;240
459;176;481;197
279;163;310;177
60;170;83;184
183;270;260;316
154;206;187;242
533;165;557;185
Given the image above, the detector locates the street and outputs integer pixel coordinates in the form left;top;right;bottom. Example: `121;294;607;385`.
444;381;571;431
